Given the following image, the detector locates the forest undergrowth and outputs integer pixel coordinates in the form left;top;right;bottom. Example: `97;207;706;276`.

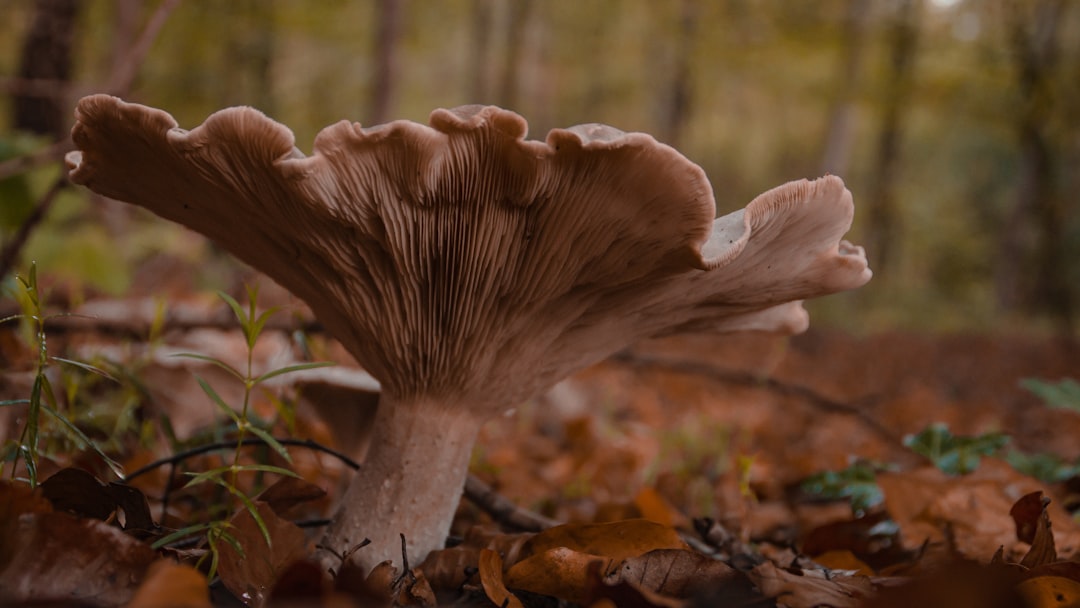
2;268;1080;607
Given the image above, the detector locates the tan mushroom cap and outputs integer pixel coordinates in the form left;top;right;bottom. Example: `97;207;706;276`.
67;95;870;417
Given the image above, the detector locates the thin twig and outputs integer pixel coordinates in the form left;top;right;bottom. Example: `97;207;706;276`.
609;350;906;449
464;475;558;532
124;437;360;482
0;139;73;183
0;175;67;279
105;0;183;95
125;435;559;534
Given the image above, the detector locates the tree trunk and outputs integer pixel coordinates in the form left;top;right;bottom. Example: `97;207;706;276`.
13;0;81;139
995;0;1072;329
819;0;870;177
369;0;404;124
865;0;921;275
496;0;534;111
656;0;699;148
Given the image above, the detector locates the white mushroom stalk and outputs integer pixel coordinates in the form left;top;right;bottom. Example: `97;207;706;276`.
67;96;871;574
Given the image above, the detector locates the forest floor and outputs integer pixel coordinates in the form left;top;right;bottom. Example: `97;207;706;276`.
1;288;1079;607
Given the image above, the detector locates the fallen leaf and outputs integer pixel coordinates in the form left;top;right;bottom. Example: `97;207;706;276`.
811;550;876;576
256;475;327;518
364;561;436;607
0;505;157;605
127;560;211;608
878;461;1079;560
521;519;688;563
40;467;116;520
1011;491;1048;544
217;501;308;607
419;526;534;589
1017;493;1058;568
633;487;687;529
1015;576;1080;608
585;560;685;608
746;561;872;608
505;547;614;602
864;561;1025;608
479;549;524;608
610;548;737;597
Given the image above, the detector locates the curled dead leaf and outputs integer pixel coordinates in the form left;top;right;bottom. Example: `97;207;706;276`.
0;505;156;605
521;519;688;562
479;549;525;608
610;549;737;597
1015;575;1080;608
505;547;614;603
127;560;211;608
217;501;308;607
747;561;872;608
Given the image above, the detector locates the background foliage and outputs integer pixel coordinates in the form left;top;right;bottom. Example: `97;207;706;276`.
2;0;1079;334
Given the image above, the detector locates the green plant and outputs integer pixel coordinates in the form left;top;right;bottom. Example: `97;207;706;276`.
1022;378;1080;412
801;459;894;515
903;423;1009;475
150;285;332;578
0;263;124;487
802;424;1010;515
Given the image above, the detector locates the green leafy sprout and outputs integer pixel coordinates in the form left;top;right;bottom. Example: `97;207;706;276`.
1;262;124;487
804;378;1080;515
150;284;333;578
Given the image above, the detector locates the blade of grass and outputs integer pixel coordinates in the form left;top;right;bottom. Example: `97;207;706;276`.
253;361;336;384
42;402;125;480
52;357;120;383
174;354;244;382
195;377;242;424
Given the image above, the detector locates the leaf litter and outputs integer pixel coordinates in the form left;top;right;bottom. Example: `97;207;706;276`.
1;293;1080;606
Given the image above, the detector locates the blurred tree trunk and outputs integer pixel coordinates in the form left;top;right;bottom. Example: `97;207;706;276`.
995;0;1072;329
469;0;494;102
222;0;276;114
819;0;870;177
369;0;403;124
865;0;921;275
497;0;534;110
656;0;699;148
13;0;81;139
108;0;139;77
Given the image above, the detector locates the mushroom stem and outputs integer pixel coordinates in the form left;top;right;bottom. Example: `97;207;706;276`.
317;394;481;575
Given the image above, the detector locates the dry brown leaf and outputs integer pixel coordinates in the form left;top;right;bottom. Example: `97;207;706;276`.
1011;490;1048;545
746;561;872;608
0;506;156;605
256;475;327;519
877;461;1080;561
479;549;525;608
633;487;687;529
364;561;436;607
610;549;737;597
521;519;688;562
419;525;534;589
505;547;614;602
812;550;875;576
1017;493;1058;568
217;501;308;607
585;560;686;608
1015;576;1080;608
40;467;116;520
127;560;212;608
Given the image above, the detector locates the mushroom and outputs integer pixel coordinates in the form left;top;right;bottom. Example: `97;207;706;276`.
66;95;871;574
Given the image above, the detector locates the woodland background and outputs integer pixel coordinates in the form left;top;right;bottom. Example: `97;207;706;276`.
2;1;1080;605
1;0;1079;336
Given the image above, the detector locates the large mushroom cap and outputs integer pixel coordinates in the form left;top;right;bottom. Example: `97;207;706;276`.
67;95;869;417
